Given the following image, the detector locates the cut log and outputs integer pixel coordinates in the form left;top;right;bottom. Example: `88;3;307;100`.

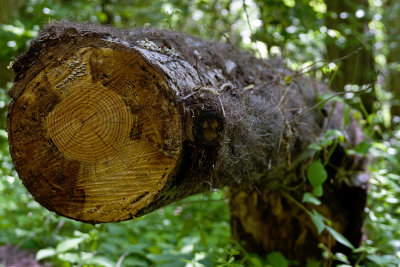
9;43;183;223
7;21;368;260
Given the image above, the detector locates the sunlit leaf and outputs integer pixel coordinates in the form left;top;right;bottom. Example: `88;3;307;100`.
56;237;85;253
58;252;81;263
310;210;325;234
87;256;115;267
36;248;56;260
325;129;344;142
302;192;321;205
334;252;350;264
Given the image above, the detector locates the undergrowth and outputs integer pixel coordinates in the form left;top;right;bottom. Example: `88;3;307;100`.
1;81;400;266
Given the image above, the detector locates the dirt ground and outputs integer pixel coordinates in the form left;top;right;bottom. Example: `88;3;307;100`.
0;244;49;267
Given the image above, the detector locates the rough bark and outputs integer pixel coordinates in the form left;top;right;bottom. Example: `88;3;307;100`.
7;21;368;261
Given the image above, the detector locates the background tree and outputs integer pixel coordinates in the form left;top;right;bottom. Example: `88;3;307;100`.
325;0;376;114
384;0;400;117
0;0;24;87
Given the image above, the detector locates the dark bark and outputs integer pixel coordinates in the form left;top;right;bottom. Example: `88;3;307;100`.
0;0;24;87
384;0;400;117
7;21;368;261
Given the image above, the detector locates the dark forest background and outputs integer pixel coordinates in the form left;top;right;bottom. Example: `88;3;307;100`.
0;0;399;266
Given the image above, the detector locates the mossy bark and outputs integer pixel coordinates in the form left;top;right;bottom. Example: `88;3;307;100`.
7;21;368;261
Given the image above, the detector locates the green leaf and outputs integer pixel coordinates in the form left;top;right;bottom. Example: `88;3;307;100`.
58;252;81;263
147;245;162;254
228;256;235;263
366;254;394;265
56;237;85;253
87;256;115;267
249;256;264;267
302;192;321;205
307;160;328;187
266;251;289;267
325;129;344;142
352;141;372;155
310;210;325;234
36;248;56;260
326;226;355;249
91;240;98;252
229;248;240;256
284;75;292;85
320;138;333;147
334;252;350;264
312;185;323;197
122;257;149;267
308;142;322;151
0;129;7;139
306;260;321;267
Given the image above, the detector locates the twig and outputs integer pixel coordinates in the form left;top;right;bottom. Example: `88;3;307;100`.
116;252;130;267
50;220;65;246
296;47;363;76
281;191;312;216
218;96;226;117
242;0;263;58
290;85;372;123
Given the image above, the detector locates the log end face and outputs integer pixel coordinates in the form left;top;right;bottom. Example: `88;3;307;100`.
8;46;182;223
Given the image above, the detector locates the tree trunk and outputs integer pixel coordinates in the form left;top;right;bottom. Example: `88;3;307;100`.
326;0;375;114
0;0;24;87
7;21;368;261
384;0;400;117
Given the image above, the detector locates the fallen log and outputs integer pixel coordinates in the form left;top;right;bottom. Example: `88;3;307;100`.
7;21;368;260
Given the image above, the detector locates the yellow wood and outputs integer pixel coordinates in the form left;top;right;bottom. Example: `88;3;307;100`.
10;47;182;222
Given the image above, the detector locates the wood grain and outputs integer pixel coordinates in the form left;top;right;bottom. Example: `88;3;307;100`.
8;47;182;222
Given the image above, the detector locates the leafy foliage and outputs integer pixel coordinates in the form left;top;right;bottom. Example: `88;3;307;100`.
306;159;328;196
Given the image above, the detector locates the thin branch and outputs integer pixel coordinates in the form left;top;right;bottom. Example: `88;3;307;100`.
281;191;312;217
116;252;130;267
296;47;363;76
290;85;372;123
242;0;262;58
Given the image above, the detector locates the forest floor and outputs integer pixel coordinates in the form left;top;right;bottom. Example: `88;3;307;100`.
0;244;50;267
